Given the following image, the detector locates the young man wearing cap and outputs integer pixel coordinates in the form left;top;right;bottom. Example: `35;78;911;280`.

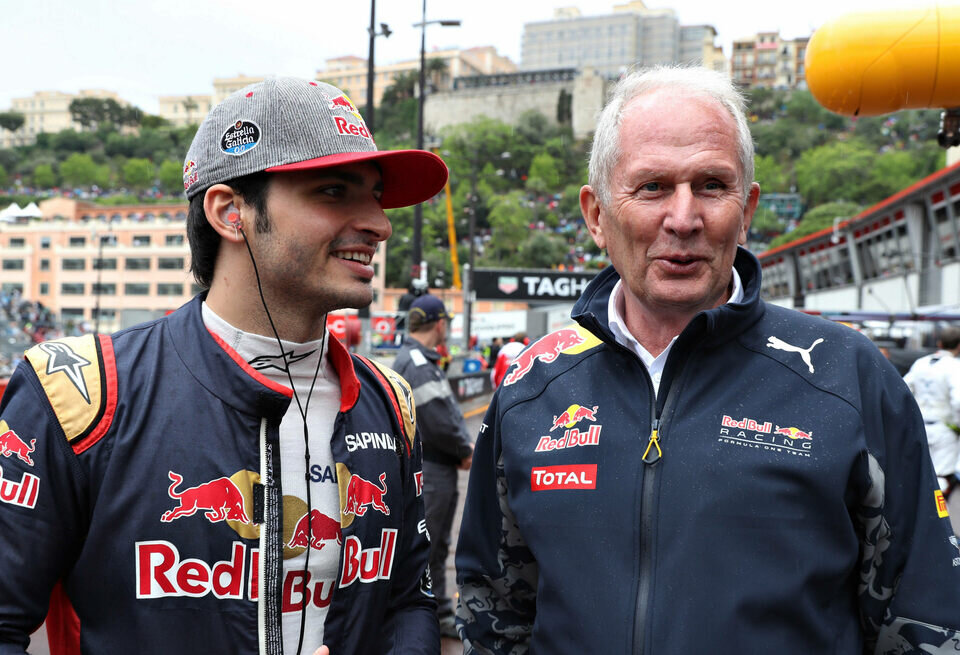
391;295;474;639
0;78;447;655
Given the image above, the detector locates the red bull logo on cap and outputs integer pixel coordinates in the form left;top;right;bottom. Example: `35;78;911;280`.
504;328;599;386
329;94;358;114
161;471;250;524
0;423;36;467
183;160;199;191
287;510;342;551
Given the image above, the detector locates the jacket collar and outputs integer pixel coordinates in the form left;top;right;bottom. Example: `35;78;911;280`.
572;246;766;349
402;336;441;362
167;295;361;417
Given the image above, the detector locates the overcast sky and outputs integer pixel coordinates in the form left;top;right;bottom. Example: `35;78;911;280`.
0;0;924;114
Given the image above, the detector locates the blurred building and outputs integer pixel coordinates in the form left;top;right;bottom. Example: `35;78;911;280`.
520;3;725;78
316;46;517;109
156;95;214;127
0;90;131;148
425;67;606;140
731;32;809;89
0;198;388;332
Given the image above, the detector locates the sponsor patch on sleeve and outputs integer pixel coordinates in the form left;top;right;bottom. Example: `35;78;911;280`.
936;490;950;518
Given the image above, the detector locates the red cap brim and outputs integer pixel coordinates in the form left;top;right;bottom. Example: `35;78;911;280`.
266;149;448;209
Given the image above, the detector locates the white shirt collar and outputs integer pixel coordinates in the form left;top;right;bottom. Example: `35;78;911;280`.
605;267;743;395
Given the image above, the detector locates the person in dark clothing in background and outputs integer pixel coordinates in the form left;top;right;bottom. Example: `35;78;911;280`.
392;294;474;639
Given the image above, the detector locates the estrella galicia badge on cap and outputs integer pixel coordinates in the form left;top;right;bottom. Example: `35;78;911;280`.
220;120;261;156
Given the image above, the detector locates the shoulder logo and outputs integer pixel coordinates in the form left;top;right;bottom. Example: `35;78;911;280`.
39;341;92;403
766;336;824;374
504;326;601;386
0;421;36;467
936;490;950;518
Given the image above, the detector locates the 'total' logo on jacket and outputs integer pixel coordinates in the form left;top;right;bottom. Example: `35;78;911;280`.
531;465;597;490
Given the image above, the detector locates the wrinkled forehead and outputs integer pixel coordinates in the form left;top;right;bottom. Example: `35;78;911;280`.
615;91;742;170
619;88;739;140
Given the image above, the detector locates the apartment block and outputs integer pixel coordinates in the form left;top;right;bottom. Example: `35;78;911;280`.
731;32;809;89
521;3;725;78
1;89;131;148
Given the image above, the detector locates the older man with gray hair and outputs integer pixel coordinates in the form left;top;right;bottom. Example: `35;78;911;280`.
455;66;960;654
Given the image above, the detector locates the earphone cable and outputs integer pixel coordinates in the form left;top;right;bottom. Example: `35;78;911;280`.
241;231;324;655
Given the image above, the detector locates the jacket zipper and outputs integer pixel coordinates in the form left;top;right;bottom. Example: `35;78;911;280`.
258;417;268;655
632;352;696;655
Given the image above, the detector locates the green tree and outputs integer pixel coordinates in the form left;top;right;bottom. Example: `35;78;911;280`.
526;152;561;194
749;205;785;238
69;98;142;130
425;57;449;92
754;155;789;193
485;191;534;263
768;201;861;249
0;111;26;133
181;96;201;125
557;89;573;125
33;163;57;189
51;129;98;155
141;114;170;129
794;139;875;207
518;231;568;269
122;158;155;192
862;150;919;201
60;153;99;187
784;91;846;129
0;164;8;188
93;164;113;189
158;160;184;195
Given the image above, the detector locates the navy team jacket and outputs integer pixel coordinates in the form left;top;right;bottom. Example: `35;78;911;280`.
456;247;960;654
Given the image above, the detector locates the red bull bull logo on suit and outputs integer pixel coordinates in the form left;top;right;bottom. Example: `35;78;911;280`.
287;509;342;551
161;471;250;524
0;423;36;467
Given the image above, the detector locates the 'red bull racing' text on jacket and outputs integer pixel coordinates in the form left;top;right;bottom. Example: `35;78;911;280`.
456;247;960;654
0;295;438;654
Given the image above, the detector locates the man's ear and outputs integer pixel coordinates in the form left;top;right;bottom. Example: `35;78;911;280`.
203;184;245;243
739;182;761;245
579;185;607;250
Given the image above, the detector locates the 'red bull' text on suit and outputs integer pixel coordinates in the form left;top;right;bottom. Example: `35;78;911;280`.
0;295;437;654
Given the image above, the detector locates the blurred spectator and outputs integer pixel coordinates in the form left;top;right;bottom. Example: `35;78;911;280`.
491;332;528;387
904;326;960;497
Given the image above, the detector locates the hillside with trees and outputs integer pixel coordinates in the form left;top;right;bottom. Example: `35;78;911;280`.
0;85;947;289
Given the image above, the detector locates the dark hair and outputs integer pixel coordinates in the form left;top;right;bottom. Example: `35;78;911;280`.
939;326;960;351
186;171;272;289
408;312;437;334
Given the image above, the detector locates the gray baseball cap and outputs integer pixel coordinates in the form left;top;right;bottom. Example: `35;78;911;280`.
182;76;448;208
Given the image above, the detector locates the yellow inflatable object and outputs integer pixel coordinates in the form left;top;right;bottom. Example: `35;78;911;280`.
805;5;960;116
